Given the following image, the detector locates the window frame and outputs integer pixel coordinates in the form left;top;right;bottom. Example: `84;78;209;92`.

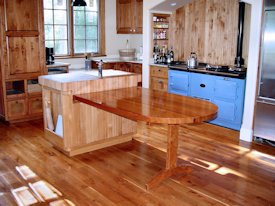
44;0;105;58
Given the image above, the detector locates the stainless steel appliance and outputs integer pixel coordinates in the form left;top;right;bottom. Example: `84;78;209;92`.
254;0;275;142
187;52;198;68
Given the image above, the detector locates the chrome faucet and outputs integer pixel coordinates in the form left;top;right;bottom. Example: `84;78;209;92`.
97;60;104;78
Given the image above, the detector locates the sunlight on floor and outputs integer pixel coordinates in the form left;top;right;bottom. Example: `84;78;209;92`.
247;150;275;168
179;154;247;178
7;165;76;206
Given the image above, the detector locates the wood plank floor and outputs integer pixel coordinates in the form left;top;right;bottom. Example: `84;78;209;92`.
0;120;274;206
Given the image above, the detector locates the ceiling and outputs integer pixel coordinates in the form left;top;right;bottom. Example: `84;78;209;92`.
151;0;193;12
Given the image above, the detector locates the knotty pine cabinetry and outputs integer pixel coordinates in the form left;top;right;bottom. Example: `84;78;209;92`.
116;0;143;34
0;0;45;122
150;66;168;92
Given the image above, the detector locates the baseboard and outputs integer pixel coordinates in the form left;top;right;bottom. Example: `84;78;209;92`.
240;127;253;142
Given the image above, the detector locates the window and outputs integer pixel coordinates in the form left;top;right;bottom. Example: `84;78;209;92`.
43;0;100;56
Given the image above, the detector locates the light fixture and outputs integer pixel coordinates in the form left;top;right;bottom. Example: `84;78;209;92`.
170;2;177;6
72;0;87;6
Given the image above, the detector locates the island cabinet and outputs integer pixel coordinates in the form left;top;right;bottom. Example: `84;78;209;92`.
150;66;168;92
39;71;142;156
0;0;45;122
168;70;246;130
116;0;143;34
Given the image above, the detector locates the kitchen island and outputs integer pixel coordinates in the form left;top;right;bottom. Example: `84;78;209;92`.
39;70;142;156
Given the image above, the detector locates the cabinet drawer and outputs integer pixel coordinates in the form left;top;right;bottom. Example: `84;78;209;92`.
150;66;168;78
150;77;168;92
29;97;43;115
190;73;214;100
7;99;28;119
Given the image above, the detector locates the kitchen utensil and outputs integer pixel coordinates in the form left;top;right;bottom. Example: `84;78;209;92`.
187;52;198;68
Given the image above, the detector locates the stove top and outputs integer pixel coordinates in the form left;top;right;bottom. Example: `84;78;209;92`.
168;63;246;79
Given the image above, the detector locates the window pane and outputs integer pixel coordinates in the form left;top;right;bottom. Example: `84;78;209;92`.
45;25;54;40
44;0;53;9
55;40;68;55
53;0;67;9
45;40;54;48
86;26;97;39
74;26;85;39
86;0;98;11
73;6;85;11
44;10;53;24
55;25;67;39
54;10;67;24
74;10;85;25
86;40;97;52
74;40;85;53
86;12;97;25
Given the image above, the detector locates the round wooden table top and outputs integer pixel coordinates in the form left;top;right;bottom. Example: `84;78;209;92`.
73;87;218;124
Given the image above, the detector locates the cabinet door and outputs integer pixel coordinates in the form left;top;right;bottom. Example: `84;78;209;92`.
117;0;133;34
168;70;189;96
5;0;39;31
150;77;168;92
131;63;142;74
213;99;236;122
190;73;214;100
214;77;238;100
7;37;41;76
29;97;43;115
7;99;28;119
133;0;143;33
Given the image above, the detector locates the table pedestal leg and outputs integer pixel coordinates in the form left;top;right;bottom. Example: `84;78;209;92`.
146;124;192;190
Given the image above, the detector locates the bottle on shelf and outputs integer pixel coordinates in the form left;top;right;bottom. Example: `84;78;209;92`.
169;47;174;62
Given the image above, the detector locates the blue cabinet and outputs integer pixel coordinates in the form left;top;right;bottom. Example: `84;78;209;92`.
168;70;246;130
210;77;246;130
168;70;189;96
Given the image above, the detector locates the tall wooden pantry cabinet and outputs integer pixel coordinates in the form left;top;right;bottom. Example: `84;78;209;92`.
0;0;46;122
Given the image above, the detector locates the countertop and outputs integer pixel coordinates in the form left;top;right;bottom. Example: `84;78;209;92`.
39;69;135;83
39;69;142;92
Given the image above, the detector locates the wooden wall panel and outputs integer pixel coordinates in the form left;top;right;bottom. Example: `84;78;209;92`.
170;0;239;66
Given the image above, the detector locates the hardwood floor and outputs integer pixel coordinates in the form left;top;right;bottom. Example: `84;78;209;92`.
0;120;274;205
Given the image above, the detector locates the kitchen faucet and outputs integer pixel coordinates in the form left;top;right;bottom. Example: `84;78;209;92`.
97;60;103;78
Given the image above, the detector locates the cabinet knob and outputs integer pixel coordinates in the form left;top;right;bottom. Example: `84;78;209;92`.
130;29;132;32
158;80;163;84
200;84;206;88
133;29;136;32
158;69;161;72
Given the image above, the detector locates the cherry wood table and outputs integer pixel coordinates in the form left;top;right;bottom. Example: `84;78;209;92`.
73;87;218;189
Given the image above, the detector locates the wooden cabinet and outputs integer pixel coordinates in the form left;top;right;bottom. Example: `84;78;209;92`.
91;61;142;74
131;63;142;74
0;0;45;122
7;99;28;119
29;97;43;115
150;66;168;92
116;0;143;34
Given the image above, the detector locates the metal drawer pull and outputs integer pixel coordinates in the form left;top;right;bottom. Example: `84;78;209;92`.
200;84;206;88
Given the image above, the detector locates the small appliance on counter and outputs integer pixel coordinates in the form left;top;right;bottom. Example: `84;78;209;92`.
187;52;198;68
46;47;55;65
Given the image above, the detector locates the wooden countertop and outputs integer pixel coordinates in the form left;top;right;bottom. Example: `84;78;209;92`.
73;87;218;124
